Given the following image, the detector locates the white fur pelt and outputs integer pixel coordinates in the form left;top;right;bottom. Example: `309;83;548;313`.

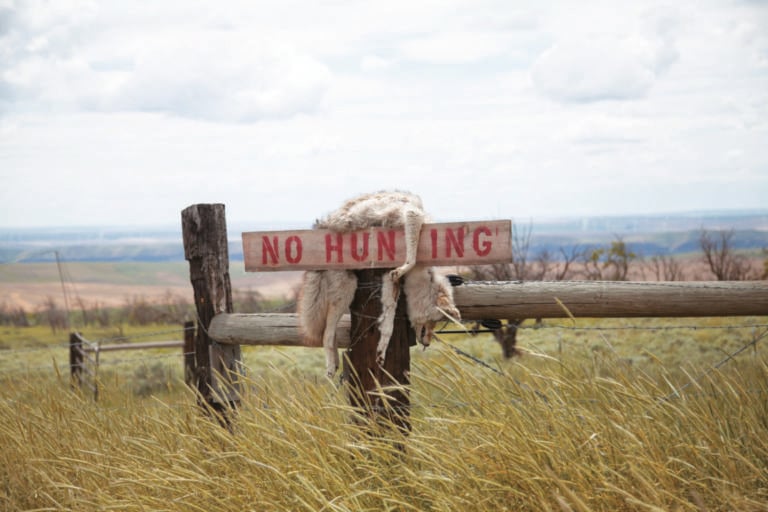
298;191;461;377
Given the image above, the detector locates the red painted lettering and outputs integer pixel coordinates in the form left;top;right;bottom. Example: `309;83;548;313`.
377;230;396;261
350;232;370;262
430;229;438;259
472;226;492;257
445;227;465;258
262;236;279;265
325;233;343;263
285;235;302;264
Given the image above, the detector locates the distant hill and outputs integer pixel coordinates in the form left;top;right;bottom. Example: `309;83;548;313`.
2;212;766;264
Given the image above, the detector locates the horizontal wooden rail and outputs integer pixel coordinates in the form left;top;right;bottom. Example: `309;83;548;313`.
82;340;184;352
208;280;768;346
453;280;768;319
210;313;349;347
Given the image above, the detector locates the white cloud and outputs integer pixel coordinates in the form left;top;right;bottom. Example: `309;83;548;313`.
531;5;681;103
360;55;392;72
112;32;331;122
1;1;767;228
530;32;677;103
0;5;331;122
399;31;511;63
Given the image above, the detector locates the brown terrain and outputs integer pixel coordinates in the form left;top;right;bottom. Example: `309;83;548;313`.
1;255;763;312
0;264;304;311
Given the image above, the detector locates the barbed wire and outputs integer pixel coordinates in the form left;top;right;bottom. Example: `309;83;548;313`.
490;322;768;333
468;279;768;292
97;352;193;367
1;319;765;359
0;342;71;354
657;327;768;403
85;325;194;345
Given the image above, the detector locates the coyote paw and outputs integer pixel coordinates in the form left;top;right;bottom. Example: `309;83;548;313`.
390;261;414;283
389;267;404;283
376;349;386;368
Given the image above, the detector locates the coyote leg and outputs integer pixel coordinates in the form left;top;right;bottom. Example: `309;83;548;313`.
322;271;357;377
379;207;424;367
390;207;424;281
377;274;399;367
322;305;345;377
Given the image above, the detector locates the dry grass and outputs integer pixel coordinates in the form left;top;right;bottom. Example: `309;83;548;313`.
2;318;767;511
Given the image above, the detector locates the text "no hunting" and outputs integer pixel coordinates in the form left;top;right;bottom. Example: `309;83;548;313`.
242;220;511;272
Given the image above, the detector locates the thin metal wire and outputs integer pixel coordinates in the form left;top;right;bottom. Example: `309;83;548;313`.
88;326;194;344
98;352;191;366
657;327;768;403
432;333;502;375
0;343;70;355
494;322;768;332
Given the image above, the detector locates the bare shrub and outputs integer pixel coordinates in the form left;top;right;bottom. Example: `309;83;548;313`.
699;229;757;280
645;254;686;281
0;302;29;327
38;296;68;333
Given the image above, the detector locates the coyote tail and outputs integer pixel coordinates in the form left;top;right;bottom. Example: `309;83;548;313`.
297;271;327;347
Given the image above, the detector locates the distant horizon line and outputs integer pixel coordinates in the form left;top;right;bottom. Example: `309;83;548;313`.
1;207;767;232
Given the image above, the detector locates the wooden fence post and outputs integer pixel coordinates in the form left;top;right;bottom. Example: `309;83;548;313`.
69;332;82;389
343;269;413;437
183;320;195;387
181;204;241;414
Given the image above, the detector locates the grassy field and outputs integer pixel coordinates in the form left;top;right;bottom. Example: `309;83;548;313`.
1;317;767;511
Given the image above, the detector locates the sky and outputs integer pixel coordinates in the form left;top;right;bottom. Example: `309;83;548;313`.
1;0;767;229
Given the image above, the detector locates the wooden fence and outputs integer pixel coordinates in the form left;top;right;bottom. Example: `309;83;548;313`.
206;280;768;346
180;203;767;431
69;321;195;401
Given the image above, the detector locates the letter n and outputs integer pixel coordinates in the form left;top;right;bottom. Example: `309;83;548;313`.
262;236;279;265
445;227;465;258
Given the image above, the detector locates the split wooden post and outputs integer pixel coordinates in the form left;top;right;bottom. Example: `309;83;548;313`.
183;320;195;387
239;218;512;436
69;332;83;389
343;269;414;435
182;204;241;412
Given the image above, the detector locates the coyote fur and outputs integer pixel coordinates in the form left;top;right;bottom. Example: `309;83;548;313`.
298;191;461;377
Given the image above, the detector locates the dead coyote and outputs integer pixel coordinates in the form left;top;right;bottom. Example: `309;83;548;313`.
298;191;461;377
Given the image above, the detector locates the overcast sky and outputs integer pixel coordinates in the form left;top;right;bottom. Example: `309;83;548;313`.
1;0;766;229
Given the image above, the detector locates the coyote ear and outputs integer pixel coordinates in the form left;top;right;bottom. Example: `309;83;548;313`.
446;274;464;287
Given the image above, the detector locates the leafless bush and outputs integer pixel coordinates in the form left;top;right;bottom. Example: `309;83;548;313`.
644;254;686;281
233;288;267;314
533;246;580;281
700;229;757;280
38;296;68;333
0;302;29;327
118;293;192;326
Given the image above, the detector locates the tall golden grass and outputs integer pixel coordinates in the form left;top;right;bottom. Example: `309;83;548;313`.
1;320;767;511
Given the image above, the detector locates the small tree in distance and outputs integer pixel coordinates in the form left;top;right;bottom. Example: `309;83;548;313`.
645;254;686;281
762;247;768;280
699;229;756;280
581;236;637;281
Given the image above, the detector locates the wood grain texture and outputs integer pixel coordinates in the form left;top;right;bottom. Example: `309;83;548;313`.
182;203;241;406
208;280;767;346
243;220;511;271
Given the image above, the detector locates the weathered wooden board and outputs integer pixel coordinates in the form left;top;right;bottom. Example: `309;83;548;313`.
208;280;768;346
243;220;511;271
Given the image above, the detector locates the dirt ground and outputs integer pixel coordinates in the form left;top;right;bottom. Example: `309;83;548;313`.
0;271;304;310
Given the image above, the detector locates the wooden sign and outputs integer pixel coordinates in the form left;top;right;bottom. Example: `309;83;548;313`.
243;220;511;271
